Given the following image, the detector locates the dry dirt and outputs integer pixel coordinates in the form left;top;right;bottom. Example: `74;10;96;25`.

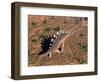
28;15;88;66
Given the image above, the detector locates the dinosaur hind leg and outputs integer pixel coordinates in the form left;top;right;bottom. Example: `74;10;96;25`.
57;42;64;52
48;52;52;58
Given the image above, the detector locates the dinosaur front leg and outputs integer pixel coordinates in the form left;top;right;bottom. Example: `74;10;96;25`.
61;41;64;52
56;41;64;54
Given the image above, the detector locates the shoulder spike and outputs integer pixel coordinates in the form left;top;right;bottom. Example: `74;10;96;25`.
54;34;56;38
56;32;59;35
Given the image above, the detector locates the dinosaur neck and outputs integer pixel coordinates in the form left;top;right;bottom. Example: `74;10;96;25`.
64;29;77;41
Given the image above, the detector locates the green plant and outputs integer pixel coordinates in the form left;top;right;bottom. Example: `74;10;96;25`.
44;27;51;32
79;59;84;64
31;38;37;42
54;26;61;31
39;32;48;39
51;16;55;19
78;43;87;49
39;27;51;40
31;21;36;26
62;17;66;24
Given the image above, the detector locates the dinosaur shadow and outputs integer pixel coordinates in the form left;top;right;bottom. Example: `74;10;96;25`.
39;36;54;55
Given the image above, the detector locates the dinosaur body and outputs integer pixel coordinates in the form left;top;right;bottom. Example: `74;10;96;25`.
40;26;78;57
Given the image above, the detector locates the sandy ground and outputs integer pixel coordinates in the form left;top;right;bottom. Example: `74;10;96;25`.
28;15;88;66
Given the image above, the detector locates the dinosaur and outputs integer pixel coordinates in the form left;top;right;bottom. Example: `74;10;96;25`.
39;26;79;58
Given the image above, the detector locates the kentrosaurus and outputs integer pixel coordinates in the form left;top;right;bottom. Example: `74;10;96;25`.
40;26;79;58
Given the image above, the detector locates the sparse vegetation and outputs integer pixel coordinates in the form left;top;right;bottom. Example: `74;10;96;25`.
28;15;88;66
78;43;87;51
39;27;51;41
54;26;61;31
51;16;55;19
62;17;66;24
39;32;48;39
32;38;37;42
31;21;36;26
75;18;81;24
79;59;85;64
44;27;51;32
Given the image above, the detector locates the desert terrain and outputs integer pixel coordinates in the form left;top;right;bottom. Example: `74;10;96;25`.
28;15;88;66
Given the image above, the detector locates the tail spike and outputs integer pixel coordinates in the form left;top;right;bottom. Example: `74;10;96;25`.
50;43;52;46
